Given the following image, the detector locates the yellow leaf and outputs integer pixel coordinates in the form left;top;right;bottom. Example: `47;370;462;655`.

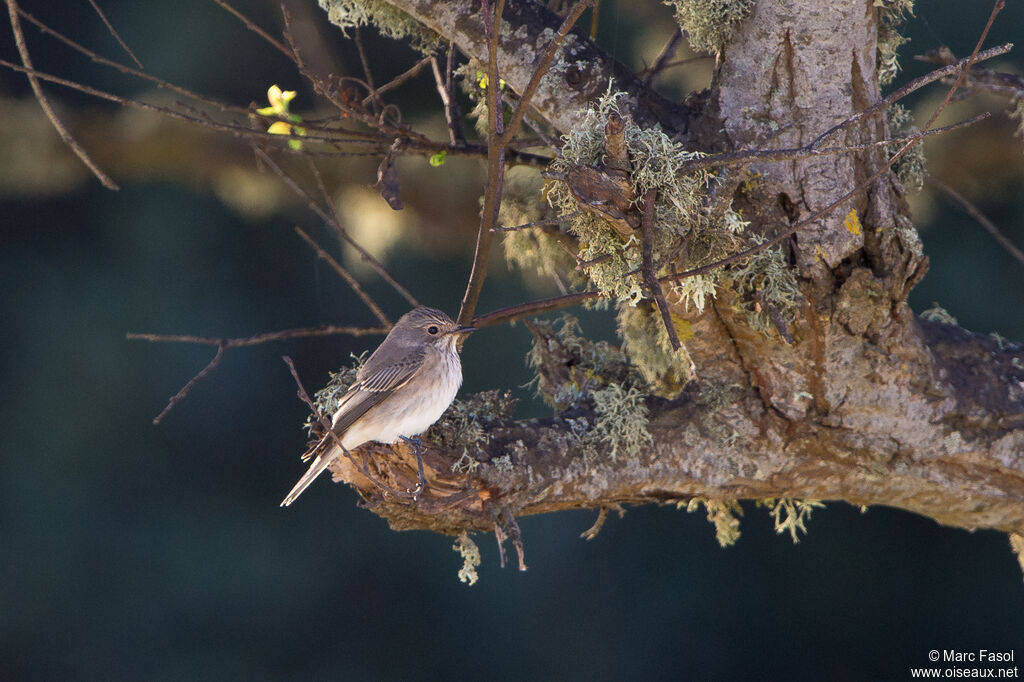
843;208;862;235
267;121;292;135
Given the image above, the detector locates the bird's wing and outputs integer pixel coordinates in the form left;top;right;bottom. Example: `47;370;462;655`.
281;349;427;506
328;346;427;434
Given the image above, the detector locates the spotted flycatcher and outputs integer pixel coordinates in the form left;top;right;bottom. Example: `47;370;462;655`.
281;307;475;506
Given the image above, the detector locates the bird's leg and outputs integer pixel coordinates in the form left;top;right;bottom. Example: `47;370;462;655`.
399;435;427;499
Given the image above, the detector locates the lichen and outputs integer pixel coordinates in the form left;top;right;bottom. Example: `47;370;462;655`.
304;351;367;436
616;302;694;397
684;498;744;547
1008;98;1024;142
317;0;439;53
452;532;481;585
527;315;652;460
430;389;517;466
501;167;579;288
726;234;803;338
527;314;637;411
876;0;914;86
546;89;743;308
919;302;958;325
760;498;824;543
887;104;926;193
590;383;653;460
664;0;755;56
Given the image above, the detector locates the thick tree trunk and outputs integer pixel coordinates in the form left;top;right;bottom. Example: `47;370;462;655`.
320;0;1024;539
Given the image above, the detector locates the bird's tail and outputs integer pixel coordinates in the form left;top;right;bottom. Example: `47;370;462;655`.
280;444;341;507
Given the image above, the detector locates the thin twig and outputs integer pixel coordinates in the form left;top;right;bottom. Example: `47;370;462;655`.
490;211;581;232
5;0;118;189
17;8;247;115
249;144;420;307
503;0;594;143
212;0;293;60
918;0;1004;133
126;325;388;347
662;113;991;285
365;54;433;107
930;176;1024;266
680;113;990;174
431;42;465;146
149;343;225;424
353;27;379;109
472;290;601;327
809;42;1012;149
457;0;507;326
642;27;683;86
0;55;550;169
87;0;143;68
293;226;393;328
639;189;681;350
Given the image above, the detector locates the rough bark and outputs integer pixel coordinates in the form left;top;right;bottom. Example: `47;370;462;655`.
321;0;1024;539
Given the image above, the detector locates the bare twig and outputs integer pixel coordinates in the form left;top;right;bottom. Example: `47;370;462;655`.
918;0;1004;134
810;42;1012;149
680;113;991;174
16;8;247;115
639;189;681;350
126;325;388;347
930;176;1024;266
5;0;118;189
212;0;293;60
456;0;507;326
249;144;420;307
661;114;990;284
431;42;466;146
472;290;601;327
503;0;595;143
87;0;143;69
148;343;225;424
458;0;593;326
490;211;581;232
580;506;608;540
641;27;683;86
293;227;393;328
365;54;433;106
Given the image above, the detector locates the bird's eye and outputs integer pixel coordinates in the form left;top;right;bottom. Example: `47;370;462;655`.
427;325;439;335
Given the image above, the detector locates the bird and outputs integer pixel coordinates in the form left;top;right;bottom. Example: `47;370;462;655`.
281;307;475;506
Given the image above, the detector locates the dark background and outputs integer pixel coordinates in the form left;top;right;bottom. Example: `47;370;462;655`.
2;1;1022;679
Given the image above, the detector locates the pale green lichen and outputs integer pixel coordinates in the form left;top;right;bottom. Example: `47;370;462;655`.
887;104;926;194
617;302;694;397
760;498;824;543
304;351;367;436
1009;98;1024;141
920;302;958;325
665;0;755;55
430;389;517;467
317;0;439;53
591;383;653;460
527;315;652;460
876;0;914;86
501;167;579;287
726;234;802;338
546;89;743;307
452;532;481;585
527;314;637;411
684;498;744;547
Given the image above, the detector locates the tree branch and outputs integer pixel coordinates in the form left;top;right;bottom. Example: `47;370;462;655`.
374;0;691;135
341;321;1024;537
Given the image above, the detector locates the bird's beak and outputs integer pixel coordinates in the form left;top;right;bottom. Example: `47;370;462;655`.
451;325;476;336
